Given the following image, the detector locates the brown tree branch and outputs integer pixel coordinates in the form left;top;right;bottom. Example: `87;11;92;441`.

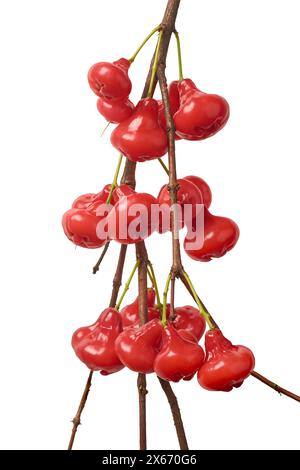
68;371;93;450
157;0;300;411
118;0;187;451
109;244;128;307
68;244;128;450
92;242;110;275
136;241;149;449
158;377;189;450
250;371;300;402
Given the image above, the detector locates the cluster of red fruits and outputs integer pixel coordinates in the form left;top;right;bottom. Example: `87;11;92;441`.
62;57;239;260
72;288;255;391
62;176;239;260
65;50;254;394
88;58;229;160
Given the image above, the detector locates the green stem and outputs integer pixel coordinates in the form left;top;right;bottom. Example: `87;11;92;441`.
147;266;154;286
182;271;215;329
158;158;170;176
162;272;172;327
129;25;161;63
115;259;140;311
174;31;183;81
147;30;164;98
106;154;123;205
147;261;162;313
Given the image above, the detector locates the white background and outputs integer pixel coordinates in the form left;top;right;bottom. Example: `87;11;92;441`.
0;0;300;450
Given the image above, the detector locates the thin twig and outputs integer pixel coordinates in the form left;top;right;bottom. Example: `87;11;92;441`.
109;245;128;308
158;377;189;450
92;242;110;275
251;371;300;402
68;371;93;450
179;272;300;402
136;242;149;450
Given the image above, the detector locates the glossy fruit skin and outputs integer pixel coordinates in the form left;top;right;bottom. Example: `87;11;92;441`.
173;306;206;341
62;209;109;248
71;185;112;212
106;191;159;244
113;184;136;201
115;319;163;373
97;96;135;124
72;308;124;375
158;81;181;140
157;178;203;233
184;206;240;261
62;185;112;249
174;79;230;141
154;324;205;382
110;98;168;162
120;288;157;328
183;175;212;208
197;329;255;391
88;58;132;99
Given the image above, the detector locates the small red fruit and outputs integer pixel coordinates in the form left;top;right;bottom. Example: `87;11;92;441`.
115;319;163;374
110;98;168;162
157;178;203;233
173;306;206;341
197;329;255;391
120;288;157;328
183;175;212;208
88;58;132;99
174;79;230;141
72;308;124;375
62;185;112;249
106;191;158;244
154;324;205;382
184;206;239;261
97;96;134;124
71;185;112;211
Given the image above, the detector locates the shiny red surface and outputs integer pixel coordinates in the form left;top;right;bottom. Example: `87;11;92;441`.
198;329;255;391
154;324;205;382
110;98;168;162
174;79;229;140
72;308;124;375
88;58;132;99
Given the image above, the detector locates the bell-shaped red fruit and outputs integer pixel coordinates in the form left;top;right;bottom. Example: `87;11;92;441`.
62;185;112;248
183;175;212;208
97;96;135;124
157;178;203;233
71;184;112;212
106;191;158;244
120;288;157;328
88;58;132;99
115;319;163;373
72;308;124;375
110;98;168;162
173;306;206;341
184;206;239;261
174;79;230;141
154;324;205;382
197;329;255;391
